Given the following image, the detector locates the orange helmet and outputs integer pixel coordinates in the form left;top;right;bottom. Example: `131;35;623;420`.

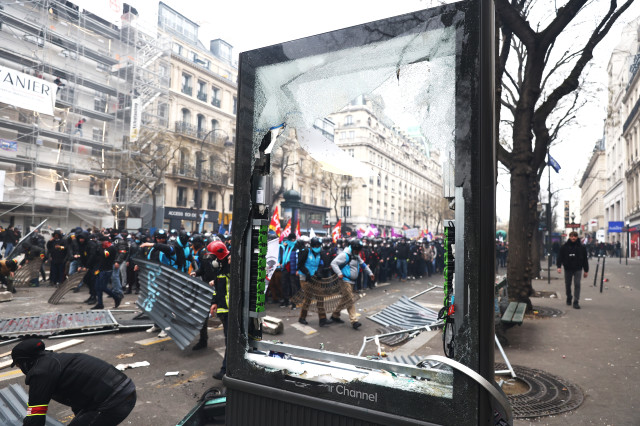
207;241;229;260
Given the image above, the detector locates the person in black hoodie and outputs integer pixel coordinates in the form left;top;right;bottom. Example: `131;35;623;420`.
11;338;136;426
45;230;67;287
557;231;589;309
92;236;123;309
75;232;98;303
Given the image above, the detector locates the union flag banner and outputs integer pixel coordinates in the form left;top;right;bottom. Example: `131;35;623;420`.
295;218;301;238
269;206;281;236
280;219;292;241
331;219;342;243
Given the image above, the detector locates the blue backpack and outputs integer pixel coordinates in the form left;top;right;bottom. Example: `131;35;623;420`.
339;253;352;279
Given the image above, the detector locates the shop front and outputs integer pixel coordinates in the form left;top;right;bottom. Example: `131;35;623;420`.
163;207;219;233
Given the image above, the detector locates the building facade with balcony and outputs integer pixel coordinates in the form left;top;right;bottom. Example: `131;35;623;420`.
620;18;640;256
579;140;607;239
603;22;635;246
328;96;448;235
0;0;150;231
157;2;237;232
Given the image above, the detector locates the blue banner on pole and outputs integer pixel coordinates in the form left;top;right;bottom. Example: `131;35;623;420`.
198;211;206;233
608;221;624;233
548;154;561;173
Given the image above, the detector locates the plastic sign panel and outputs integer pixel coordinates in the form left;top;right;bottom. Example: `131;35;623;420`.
608;221;624;233
0;68;56;116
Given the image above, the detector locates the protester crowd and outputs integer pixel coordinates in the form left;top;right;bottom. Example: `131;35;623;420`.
272;234;447;329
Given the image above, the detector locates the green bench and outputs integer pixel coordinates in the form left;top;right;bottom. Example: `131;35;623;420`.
501;301;527;325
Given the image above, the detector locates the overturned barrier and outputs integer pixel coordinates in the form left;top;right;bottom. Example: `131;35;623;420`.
48;272;85;304
135;259;213;350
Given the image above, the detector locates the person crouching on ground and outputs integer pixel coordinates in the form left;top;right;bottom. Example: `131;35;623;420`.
11;338;136;425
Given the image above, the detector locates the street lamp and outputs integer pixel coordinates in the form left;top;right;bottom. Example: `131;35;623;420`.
195;128;231;232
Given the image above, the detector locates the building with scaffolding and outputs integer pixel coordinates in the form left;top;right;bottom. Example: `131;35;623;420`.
0;0;170;232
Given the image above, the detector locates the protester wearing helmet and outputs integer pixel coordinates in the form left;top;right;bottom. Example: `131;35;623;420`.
176;231;195;273
140;230;177;268
296;237;333;327
329;238;374;329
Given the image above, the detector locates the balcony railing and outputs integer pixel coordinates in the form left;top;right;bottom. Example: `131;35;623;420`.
623;94;640;134
176;198;187;207
211;98;221;108
197;92;207;102
181;86;193;96
170;164;226;184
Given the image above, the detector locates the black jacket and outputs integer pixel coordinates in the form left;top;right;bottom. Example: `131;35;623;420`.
77;238;98;269
395;242;410;259
96;245;117;272
23;351;134;426
112;235;129;264
46;238;68;264
557;240;589;272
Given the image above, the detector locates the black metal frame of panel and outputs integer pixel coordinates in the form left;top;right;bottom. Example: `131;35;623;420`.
226;0;496;424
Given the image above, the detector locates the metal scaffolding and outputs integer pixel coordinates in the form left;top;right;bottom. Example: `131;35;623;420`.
0;0;169;230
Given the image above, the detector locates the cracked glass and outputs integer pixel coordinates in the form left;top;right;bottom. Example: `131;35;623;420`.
233;3;473;422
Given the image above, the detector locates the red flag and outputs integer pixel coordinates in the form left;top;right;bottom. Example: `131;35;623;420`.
331;219;342;243
269;206;281;236
295;218;301;238
280;219;292;242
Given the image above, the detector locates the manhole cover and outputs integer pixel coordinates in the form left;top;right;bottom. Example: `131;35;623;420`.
375;325;410;346
532;290;558;298
495;364;584;418
526;306;564;319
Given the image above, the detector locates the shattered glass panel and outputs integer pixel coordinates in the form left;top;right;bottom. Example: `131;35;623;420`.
252;16;457;177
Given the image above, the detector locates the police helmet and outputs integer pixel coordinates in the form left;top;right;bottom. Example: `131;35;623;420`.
309;237;321;248
350;238;363;251
178;231;190;246
154;229;168;240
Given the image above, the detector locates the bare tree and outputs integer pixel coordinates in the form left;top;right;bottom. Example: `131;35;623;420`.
270;143;298;204
104;129;184;227
495;0;635;309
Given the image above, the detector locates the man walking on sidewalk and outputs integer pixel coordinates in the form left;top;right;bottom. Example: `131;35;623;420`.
557;231;589;309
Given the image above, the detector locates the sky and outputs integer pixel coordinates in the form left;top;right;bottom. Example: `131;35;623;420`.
124;0;640;225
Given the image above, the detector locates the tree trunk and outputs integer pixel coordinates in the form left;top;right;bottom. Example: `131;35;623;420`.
531;227;541;279
506;164;540;311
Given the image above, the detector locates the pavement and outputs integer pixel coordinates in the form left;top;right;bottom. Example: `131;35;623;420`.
0;258;639;425
495;258;640;426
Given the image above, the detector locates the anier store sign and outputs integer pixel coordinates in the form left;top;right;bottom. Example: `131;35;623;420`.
0;68;56;116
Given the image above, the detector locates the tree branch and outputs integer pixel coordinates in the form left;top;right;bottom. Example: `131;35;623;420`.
495;0;537;48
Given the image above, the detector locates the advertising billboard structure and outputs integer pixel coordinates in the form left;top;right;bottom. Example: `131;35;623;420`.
226;0;504;424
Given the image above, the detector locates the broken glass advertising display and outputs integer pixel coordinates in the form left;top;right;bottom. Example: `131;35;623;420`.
228;1;503;424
